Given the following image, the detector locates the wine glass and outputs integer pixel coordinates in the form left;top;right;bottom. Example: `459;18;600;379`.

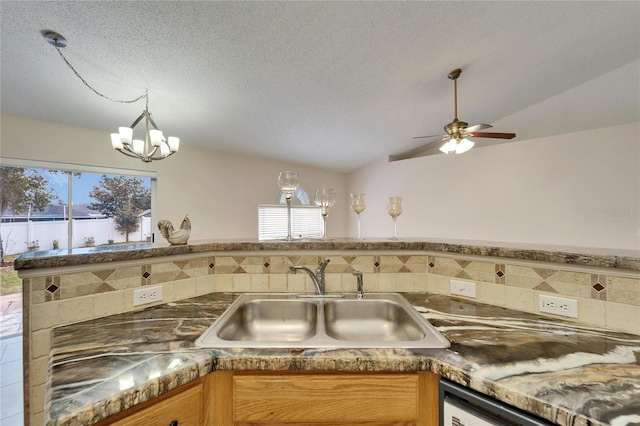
387;196;403;240
314;188;336;239
278;171;299;240
350;193;366;239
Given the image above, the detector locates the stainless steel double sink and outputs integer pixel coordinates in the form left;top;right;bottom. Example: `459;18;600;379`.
195;293;450;349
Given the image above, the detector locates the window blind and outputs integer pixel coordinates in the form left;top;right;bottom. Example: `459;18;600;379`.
258;204;323;240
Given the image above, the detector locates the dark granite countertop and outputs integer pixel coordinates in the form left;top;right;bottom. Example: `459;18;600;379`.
15;238;640;271
46;292;640;426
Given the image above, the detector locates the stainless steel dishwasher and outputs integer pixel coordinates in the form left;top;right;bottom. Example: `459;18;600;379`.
439;379;554;426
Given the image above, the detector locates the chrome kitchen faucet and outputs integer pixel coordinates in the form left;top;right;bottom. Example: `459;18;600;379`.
290;259;330;295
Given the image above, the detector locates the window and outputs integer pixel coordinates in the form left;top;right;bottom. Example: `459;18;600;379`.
258;205;323;240
0;158;156;254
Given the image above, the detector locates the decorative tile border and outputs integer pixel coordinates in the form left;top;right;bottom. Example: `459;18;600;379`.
30;254;640;308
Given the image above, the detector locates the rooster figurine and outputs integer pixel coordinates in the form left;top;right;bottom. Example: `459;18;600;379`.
157;215;191;245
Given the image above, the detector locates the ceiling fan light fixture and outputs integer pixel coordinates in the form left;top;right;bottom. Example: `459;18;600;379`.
456;138;475;154
439;138;458;154
439;137;475;155
391;68;516;162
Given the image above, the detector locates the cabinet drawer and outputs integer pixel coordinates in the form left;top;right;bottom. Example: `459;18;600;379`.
108;381;202;426
234;373;417;422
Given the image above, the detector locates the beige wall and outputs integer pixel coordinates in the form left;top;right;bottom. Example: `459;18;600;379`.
0;114;348;239
4;114;639;251
347;122;640;251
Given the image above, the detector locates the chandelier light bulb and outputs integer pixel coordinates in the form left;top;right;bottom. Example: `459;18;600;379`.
168;136;180;152
119;127;133;145
149;129;163;147
160;142;170;157
132;139;145;155
110;133;124;149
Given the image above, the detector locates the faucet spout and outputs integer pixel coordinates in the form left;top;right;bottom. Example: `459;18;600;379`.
353;270;364;299
290;259;330;295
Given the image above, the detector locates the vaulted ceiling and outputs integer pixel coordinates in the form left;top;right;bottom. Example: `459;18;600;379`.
1;1;638;172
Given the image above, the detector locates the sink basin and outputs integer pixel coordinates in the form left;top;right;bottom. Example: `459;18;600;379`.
217;299;317;342
324;299;425;342
196;293;450;349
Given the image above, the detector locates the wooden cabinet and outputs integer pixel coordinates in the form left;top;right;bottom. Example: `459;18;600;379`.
95;378;203;426
94;371;439;426
204;371;439;426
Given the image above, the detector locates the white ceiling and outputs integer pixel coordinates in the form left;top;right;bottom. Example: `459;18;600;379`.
1;1;639;172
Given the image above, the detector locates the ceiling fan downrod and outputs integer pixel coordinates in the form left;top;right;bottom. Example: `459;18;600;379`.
448;68;462;122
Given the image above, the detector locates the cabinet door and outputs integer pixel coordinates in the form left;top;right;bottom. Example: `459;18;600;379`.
207;371;439;426
234;373;416;423
105;381;203;426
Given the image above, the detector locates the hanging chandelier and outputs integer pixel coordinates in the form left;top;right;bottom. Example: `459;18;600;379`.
110;91;180;163
44;31;180;163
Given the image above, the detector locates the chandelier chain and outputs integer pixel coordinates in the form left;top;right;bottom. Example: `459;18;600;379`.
44;30;179;163
53;44;147;105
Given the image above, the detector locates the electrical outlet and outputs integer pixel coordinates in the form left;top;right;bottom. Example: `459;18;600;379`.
192;226;201;235
134;285;163;306
539;294;578;318
450;280;476;298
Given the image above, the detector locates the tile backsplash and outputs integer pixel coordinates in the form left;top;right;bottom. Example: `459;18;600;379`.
21;251;640;425
26;252;640;332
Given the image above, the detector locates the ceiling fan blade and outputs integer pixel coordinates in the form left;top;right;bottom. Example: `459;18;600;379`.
465;123;492;133
412;134;443;140
389;138;444;162
468;132;516;139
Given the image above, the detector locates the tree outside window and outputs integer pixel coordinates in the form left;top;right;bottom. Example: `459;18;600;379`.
89;175;151;242
0;167;59;264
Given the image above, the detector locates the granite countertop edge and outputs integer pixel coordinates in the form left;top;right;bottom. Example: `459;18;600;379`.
15;239;640;271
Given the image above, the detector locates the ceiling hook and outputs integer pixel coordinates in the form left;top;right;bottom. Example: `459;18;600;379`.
43;31;68;48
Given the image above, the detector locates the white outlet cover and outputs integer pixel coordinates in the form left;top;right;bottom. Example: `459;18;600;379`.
133;285;163;306
450;280;476;298
539;294;578;318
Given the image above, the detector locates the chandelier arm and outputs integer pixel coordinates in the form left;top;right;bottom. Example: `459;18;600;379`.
129;111;147;129
146;114;161;131
115;147;145;159
147;146;160;158
116;145;174;163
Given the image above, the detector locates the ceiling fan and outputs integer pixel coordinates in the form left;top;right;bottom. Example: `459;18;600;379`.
389;68;516;162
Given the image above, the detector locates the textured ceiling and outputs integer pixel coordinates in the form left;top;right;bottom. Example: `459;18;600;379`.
1;1;639;172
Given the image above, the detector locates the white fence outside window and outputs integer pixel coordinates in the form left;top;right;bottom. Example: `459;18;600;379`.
0;217;152;255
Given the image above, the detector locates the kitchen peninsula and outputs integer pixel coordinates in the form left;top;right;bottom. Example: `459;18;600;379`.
14;239;640;426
